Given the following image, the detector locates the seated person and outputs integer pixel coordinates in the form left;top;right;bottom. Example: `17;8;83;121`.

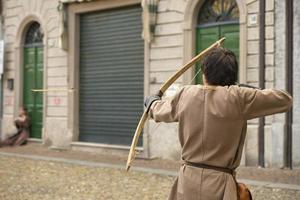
1;106;31;147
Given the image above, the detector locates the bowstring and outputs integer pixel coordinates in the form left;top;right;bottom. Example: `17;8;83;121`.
149;64;203;136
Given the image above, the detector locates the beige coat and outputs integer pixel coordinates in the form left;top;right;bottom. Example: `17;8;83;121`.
149;85;292;200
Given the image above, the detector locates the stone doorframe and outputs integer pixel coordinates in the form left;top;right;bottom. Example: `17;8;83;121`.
14;15;47;141
182;0;247;84
67;0;150;157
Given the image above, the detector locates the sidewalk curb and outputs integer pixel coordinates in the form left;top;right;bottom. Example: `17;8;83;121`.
0;151;299;191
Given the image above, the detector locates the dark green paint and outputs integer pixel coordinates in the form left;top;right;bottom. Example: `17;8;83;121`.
23;47;43;138
195;24;239;84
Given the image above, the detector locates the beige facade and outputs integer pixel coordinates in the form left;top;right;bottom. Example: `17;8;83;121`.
2;0;290;168
2;0;69;148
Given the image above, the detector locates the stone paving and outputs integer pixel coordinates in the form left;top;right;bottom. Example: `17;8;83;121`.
0;155;300;200
0;156;172;200
1;144;300;186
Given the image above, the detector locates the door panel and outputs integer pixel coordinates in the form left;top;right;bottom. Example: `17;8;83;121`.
35;47;43;138
220;24;240;63
195;24;239;84
196;27;219;84
24;48;36;126
23;47;43;138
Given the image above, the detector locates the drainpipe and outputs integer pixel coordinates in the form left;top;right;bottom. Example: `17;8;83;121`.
258;0;266;167
285;0;293;169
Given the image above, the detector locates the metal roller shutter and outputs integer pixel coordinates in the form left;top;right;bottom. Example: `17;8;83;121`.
79;5;144;146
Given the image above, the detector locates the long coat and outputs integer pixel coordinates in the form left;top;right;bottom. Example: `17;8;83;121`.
149;85;292;200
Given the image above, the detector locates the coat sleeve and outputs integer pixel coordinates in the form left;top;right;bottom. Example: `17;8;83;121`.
149;87;186;123
239;87;293;120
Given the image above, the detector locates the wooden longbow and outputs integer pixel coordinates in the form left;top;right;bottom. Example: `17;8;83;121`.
126;37;226;171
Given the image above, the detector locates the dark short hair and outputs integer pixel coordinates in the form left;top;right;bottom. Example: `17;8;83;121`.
201;47;238;86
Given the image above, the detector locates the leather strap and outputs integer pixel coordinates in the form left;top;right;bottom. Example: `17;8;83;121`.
184;160;234;175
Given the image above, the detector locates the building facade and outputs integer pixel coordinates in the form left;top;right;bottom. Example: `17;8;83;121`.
1;0;298;168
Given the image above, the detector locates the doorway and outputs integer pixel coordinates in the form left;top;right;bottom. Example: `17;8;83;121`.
23;22;44;138
195;0;239;84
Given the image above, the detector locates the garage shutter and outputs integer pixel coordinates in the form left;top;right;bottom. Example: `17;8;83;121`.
79;5;144;146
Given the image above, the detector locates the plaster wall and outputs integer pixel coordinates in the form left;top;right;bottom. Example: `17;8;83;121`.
147;0;185;159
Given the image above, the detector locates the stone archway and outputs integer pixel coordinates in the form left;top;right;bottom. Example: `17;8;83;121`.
14;15;47;140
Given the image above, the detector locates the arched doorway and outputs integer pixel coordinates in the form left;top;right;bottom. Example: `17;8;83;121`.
195;0;239;84
23;22;44;138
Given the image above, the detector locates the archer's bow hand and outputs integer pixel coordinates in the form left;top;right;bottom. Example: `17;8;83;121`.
144;93;162;113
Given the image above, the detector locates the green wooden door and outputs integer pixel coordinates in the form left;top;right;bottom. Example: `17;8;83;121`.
195;24;239;84
195;0;239;84
23;47;43;138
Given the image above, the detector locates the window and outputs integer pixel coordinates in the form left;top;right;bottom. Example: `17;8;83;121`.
198;0;239;26
25;22;43;46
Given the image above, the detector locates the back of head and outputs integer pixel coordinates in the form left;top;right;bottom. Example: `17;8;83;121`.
19;106;28;116
201;47;238;86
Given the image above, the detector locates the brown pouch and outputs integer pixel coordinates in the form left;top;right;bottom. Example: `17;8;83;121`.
237;182;252;200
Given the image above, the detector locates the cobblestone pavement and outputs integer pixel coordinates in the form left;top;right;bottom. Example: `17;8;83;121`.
0;155;300;200
0;156;172;200
1;144;300;185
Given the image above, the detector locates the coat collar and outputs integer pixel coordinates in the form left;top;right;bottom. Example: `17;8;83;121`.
197;84;218;90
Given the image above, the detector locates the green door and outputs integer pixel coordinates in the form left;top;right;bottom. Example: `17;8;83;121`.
23;22;44;138
196;24;239;84
195;0;239;84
